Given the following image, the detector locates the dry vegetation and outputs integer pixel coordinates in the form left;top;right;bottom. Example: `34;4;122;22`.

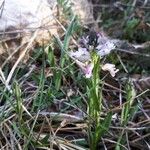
0;0;150;150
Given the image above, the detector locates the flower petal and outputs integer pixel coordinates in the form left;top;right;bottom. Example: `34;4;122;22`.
96;41;116;56
102;63;119;77
68;47;90;62
84;63;94;78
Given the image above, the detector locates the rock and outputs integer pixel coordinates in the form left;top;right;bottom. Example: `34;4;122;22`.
0;0;57;61
0;0;93;63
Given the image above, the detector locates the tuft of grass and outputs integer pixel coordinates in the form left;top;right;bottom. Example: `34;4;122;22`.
54;15;77;90
116;80;138;150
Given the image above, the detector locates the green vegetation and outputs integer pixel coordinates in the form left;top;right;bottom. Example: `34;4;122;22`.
0;0;149;149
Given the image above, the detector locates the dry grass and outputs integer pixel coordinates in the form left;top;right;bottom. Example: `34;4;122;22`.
0;0;150;149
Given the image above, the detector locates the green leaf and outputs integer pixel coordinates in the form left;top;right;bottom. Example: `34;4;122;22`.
92;112;112;149
63;15;77;51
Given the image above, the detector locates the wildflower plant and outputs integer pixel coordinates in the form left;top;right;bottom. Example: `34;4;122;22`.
68;27;119;149
41;16;119;148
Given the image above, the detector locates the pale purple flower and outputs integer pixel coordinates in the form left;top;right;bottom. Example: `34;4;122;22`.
96;41;116;56
68;31;119;78
83;63;94;78
68;47;91;62
69;56;94;78
78;31;118;57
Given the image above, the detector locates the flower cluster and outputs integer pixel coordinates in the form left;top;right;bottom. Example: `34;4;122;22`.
68;31;119;78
